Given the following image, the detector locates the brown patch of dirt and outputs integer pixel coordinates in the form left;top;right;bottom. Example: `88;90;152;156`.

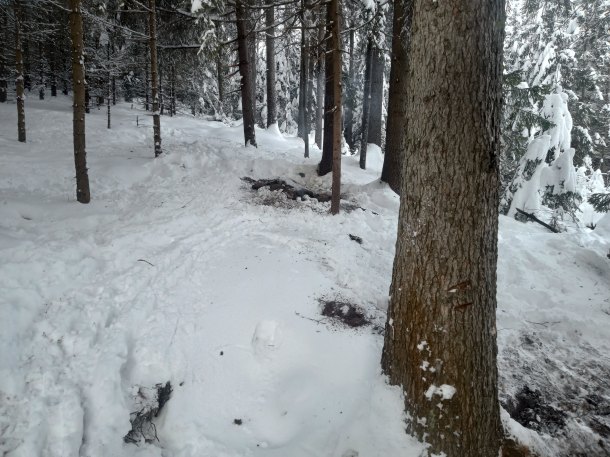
320;300;369;328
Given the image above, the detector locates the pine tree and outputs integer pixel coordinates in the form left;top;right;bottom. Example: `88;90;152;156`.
236;0;257;147
69;0;91;203
381;0;413;194
14;0;26;143
381;0;505;454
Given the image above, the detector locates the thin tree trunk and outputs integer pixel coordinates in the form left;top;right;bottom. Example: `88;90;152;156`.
159;52;164;115
69;0;90;203
318;7;333;176
247;5;257;125
381;0;505;455
236;0;257;146
144;36;150;111
216;54;223;116
329;0;342;214
360;39;373;170
303;30;310;158
14;0;26;142
0;9;7;103
265;0;277;127
148;0;162;157
381;0;412;194
107;41;111;129
297;15;307;139
344;27;355;150
367;46;384;146
170;64;175;116
314;14;325;149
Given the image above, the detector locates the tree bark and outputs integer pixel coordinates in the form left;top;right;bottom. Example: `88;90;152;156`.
344;27;355;150
381;0;505;455
148;0;162;157
329;0;342;214
0;9;7;103
360;39;373;170
69;0;91;203
367;45;384;146
170;64;175;116
14;0;26;142
247;4;258;125
314;15;325;149
107;41;111;129
265;0;277;127
303;30;310;158
381;0;412;194
236;0;257;146
297;12;307;139
318;7;333;176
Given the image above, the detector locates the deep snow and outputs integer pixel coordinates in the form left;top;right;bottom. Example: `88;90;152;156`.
0;96;608;457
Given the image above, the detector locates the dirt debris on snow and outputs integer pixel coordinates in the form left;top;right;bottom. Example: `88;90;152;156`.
320;299;370;328
124;381;172;444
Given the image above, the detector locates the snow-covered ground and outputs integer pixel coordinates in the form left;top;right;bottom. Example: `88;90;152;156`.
0;96;608;457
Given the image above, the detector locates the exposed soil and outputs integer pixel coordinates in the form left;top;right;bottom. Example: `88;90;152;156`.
320;300;370;328
503;386;567;435
124;381;172;444
241;177;331;202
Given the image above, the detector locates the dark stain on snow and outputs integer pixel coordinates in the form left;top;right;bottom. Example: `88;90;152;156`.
503;385;567;435
320;300;369;328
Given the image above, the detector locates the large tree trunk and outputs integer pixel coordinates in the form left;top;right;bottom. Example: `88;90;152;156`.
381;0;505;455
236;0;257;146
14;0;26;142
314;15;325;149
69;0;91;203
265;0;277;127
344;27;355;150
148;0;162;157
359;39;373;170
318;8;333;176
381;0;412;194
329;0;341;214
367;45;384;147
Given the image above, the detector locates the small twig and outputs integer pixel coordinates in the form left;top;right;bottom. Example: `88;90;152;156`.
295;311;325;324
180;197;195;209
525;319;561;327
137;259;155;266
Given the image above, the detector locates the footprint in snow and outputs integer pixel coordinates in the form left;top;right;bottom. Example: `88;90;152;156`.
251;320;282;358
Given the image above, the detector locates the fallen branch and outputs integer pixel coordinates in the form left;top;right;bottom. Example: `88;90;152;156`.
516;208;559;233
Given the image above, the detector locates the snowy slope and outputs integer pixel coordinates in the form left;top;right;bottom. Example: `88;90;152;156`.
0;97;609;457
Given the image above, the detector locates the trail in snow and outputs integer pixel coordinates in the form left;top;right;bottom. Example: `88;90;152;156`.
0;97;608;457
0;97;420;457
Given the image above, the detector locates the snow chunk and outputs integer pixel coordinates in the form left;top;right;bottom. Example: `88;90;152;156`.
424;384;457;401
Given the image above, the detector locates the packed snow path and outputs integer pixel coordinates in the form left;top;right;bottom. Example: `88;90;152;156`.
1;97;609;456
